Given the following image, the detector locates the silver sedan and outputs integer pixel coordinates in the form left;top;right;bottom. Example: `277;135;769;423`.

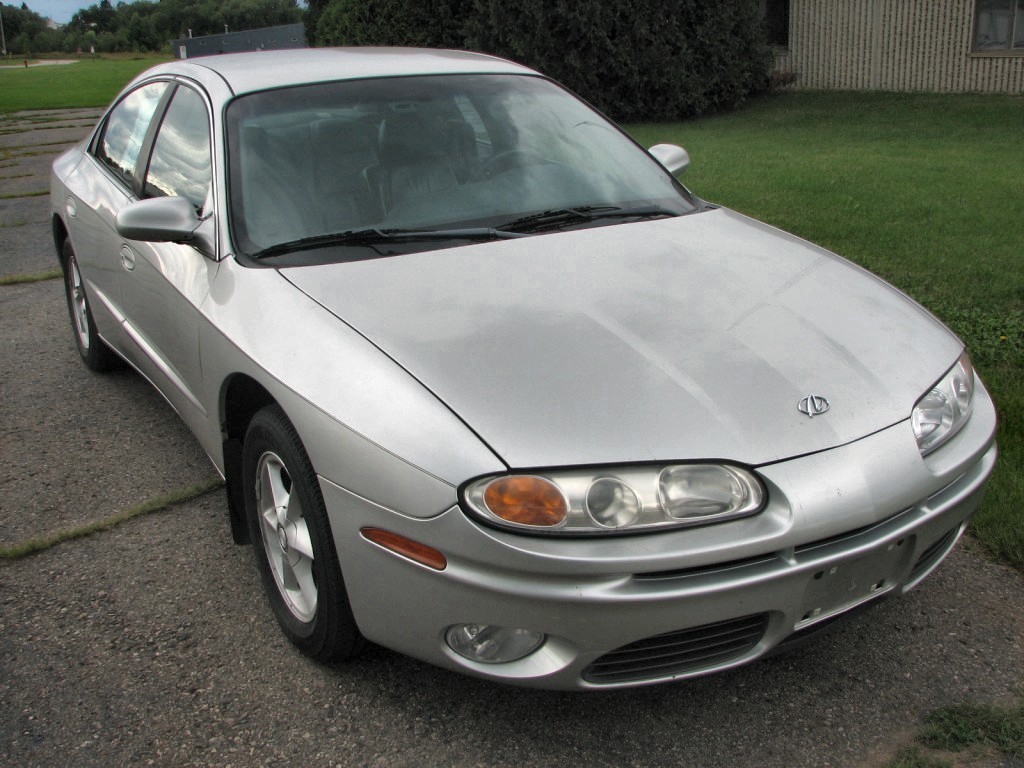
50;48;997;689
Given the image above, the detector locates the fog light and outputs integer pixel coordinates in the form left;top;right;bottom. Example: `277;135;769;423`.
445;624;545;663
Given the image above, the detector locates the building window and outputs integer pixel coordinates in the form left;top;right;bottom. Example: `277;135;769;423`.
762;0;790;48
974;0;1024;51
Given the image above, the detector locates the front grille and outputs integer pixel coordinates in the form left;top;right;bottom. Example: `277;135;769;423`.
635;509;917;584
582;613;769;684
634;553;778;581
908;525;960;583
794;507;913;557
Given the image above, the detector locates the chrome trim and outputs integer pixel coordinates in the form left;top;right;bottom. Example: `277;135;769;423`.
88;280;126;322
798;394;831;418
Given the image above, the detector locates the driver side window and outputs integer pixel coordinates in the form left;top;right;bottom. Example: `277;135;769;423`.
144;86;213;212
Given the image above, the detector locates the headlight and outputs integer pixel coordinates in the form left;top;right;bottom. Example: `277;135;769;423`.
912;351;975;455
462;464;765;535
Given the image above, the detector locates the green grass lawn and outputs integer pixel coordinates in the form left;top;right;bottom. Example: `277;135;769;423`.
1;60;1020;571
886;699;1024;767
629;90;1023;572
0;56;170;112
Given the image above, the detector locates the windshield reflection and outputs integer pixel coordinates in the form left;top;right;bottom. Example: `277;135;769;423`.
226;74;695;259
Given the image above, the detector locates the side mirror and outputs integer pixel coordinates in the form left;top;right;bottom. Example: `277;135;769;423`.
648;143;691;178
116;196;215;254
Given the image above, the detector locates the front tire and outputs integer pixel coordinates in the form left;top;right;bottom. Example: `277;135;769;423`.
242;404;363;661
61;239;119;372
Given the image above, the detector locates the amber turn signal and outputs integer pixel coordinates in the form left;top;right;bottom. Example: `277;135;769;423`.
482;476;568;527
361;528;447;570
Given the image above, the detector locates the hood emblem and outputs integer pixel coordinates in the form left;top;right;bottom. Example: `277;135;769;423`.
798;394;831;418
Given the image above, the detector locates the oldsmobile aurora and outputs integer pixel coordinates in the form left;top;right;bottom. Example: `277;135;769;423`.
50;49;997;689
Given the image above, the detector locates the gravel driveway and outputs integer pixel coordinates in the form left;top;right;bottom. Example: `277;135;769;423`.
2;108;1022;768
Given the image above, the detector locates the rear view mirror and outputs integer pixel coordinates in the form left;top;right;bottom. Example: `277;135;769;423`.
116;196;215;255
116;196;199;241
648;144;691;178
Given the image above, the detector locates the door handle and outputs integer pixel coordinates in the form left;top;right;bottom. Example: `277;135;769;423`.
120;245;136;271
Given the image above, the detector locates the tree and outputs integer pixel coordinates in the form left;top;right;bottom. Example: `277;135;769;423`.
60;0;301;52
304;0;331;44
1;2;49;54
314;0;772;121
316;0;468;49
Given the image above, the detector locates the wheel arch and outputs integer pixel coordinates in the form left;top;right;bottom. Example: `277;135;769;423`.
52;214;70;268
221;373;277;545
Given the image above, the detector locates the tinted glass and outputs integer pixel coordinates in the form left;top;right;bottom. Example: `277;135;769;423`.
226;74;695;257
145;86;213;210
96;81;168;186
974;0;1018;49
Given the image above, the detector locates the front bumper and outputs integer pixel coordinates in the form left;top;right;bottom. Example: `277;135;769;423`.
323;384;997;690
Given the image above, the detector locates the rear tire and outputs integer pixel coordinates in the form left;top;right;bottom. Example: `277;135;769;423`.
61;239;119;372
242;404;363;661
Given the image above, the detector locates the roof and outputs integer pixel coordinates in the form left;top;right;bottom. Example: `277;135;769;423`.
139;47;536;96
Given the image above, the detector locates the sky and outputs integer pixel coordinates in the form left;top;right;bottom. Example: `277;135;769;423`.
17;1;309;25
19;1;92;24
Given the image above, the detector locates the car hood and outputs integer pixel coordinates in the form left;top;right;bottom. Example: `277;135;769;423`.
282;208;961;468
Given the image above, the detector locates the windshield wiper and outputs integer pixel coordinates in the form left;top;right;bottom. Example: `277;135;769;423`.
497;205;679;233
253;226;527;259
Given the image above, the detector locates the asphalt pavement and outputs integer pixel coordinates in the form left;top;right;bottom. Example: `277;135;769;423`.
1;108;1022;768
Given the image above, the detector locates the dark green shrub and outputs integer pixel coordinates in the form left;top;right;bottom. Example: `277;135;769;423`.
314;0;772;121
315;0;470;49
468;0;773;120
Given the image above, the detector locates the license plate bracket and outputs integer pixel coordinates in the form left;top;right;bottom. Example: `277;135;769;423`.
795;538;913;630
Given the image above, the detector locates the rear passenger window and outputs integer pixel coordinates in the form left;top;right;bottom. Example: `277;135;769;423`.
144;86;212;211
95;81;168;187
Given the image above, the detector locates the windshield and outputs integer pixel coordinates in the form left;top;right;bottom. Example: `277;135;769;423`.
226;74;696;261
